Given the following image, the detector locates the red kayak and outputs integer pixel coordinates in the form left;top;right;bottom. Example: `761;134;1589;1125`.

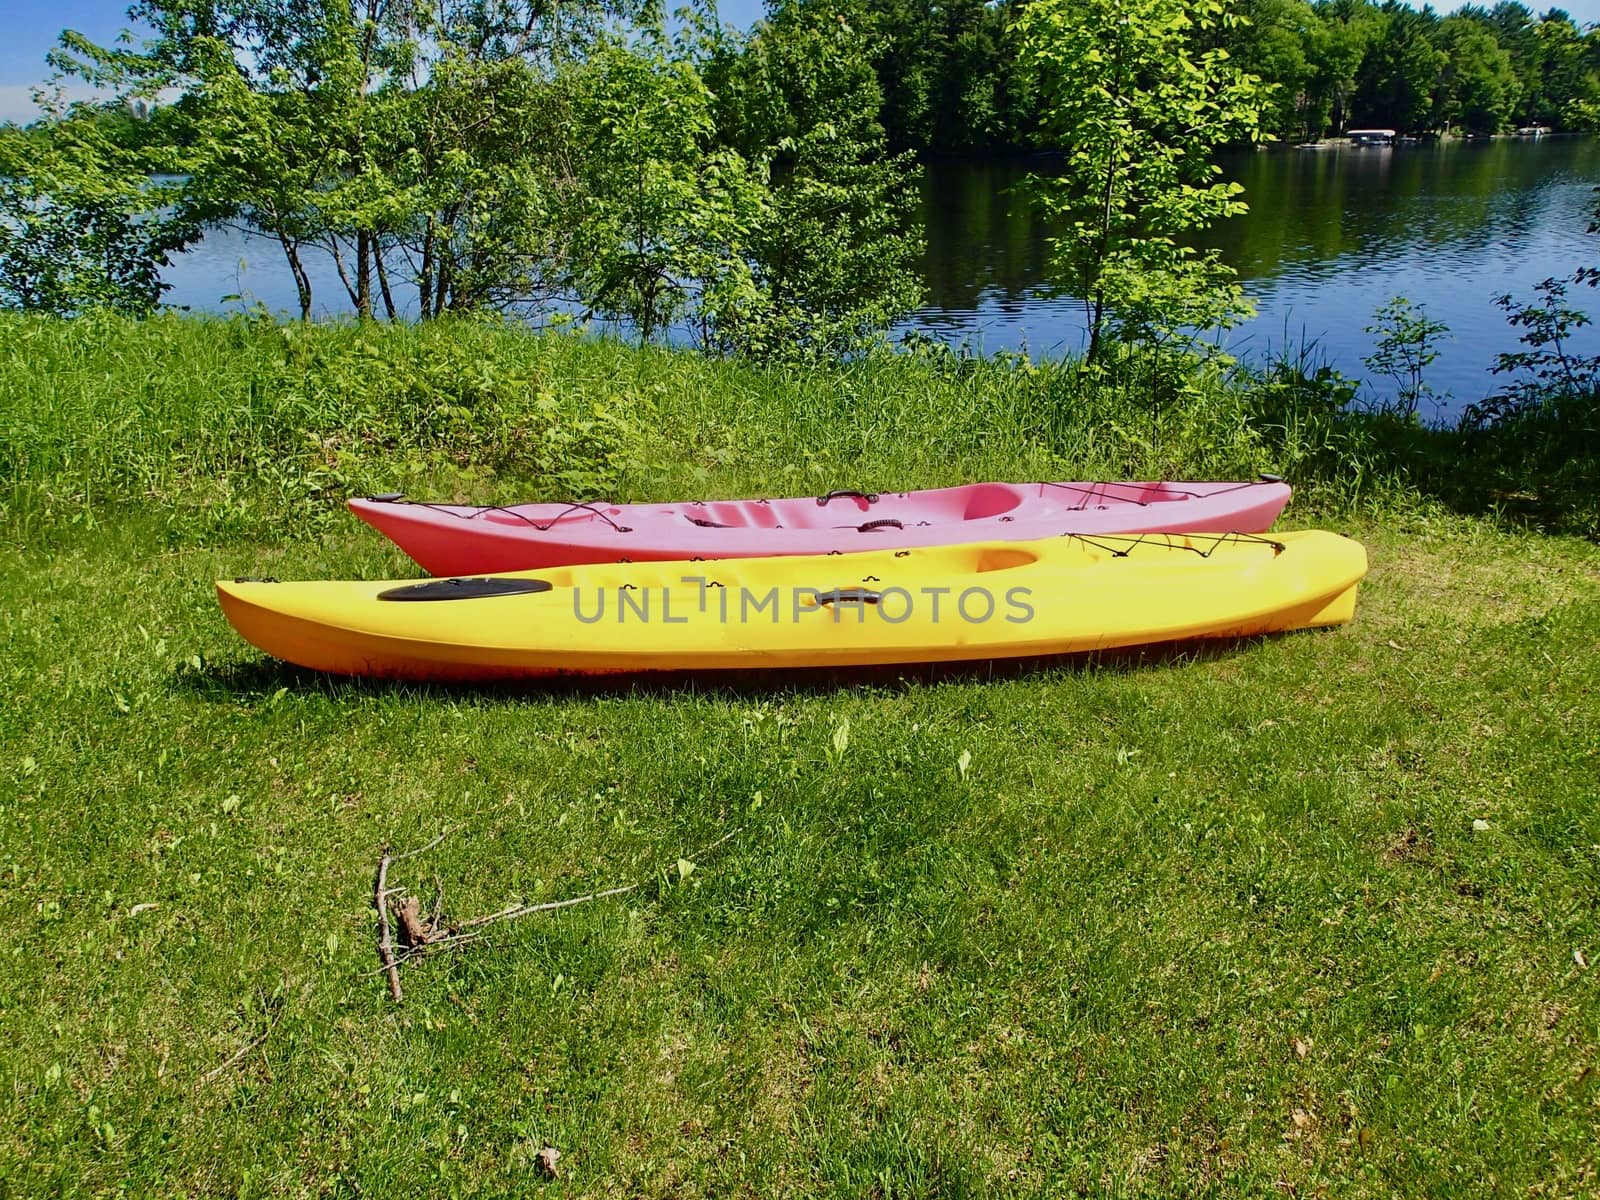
349;478;1292;575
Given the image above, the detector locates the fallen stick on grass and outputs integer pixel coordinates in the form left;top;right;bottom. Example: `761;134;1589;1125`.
371;826;738;1002
198;994;285;1085
374;849;404;1002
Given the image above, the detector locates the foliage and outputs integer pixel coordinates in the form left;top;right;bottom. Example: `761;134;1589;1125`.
0;314;651;536
0;104;200;315
811;0;1600;149
1461;279;1600;429
702;0;925;360
18;0;922;352
1085;256;1255;455
1432;15;1520;133
1215;0;1318;140
8;304;1600;536
1351;4;1445;133
1016;0;1262;365
1305;3;1379;138
396;52;579;318
855;0;1027;152
566;43;763;344
1363;296;1450;420
1445;279;1599;535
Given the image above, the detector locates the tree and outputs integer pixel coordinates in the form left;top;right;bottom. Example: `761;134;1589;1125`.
1352;3;1444;132
0;100;200;315
566;42;763;343
1307;2;1376;137
177;31;349;319
1363;296;1449;418
1223;0;1319;140
1533;11;1600;129
50;0;653;320
393;51;581;317
702;0;924;358
1433;15;1519;132
1014;0;1263;364
1489;0;1542;113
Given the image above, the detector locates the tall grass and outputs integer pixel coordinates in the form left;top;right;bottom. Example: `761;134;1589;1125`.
4;311;1595;539
0;314;1282;536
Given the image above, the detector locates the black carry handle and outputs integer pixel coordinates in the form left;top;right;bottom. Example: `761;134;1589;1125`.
817;490;880;506
812;587;883;605
857;518;903;532
1258;473;1286;484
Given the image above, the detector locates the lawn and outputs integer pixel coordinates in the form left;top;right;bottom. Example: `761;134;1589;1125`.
3;506;1597;1197
1;315;1597;1196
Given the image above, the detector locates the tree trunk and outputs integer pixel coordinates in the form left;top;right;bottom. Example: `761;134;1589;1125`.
278;230;312;320
1086;292;1104;364
419;218;435;320
356;229;373;320
329;237;359;311
374;240;397;321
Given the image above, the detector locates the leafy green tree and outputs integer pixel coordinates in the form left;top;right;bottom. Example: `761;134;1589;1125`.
1532;11;1600;129
1433;15;1519;132
0;101;200;315
1488;0;1543;112
393;51;580;317
1307;2;1377;137
826;0;1024;154
1015;0;1262;364
176;34;347;319
566;42;763;343
1352;3;1444;132
857;0;938;150
51;0;654;320
1363;296;1449;418
703;0;924;358
921;0;1012;151
1490;279;1597;401
1222;0;1319;140
51;0;391;318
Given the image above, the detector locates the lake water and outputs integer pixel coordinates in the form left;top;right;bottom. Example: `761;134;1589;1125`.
905;138;1600;415
162;137;1600;417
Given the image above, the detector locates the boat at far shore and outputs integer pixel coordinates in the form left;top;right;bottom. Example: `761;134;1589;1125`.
1346;128;1397;147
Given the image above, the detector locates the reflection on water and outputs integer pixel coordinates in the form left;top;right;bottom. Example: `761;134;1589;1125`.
903;137;1600;414
163;138;1600;415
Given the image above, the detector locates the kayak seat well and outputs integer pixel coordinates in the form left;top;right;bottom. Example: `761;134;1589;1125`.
960;484;1027;520
690;501;784;529
973;546;1038;572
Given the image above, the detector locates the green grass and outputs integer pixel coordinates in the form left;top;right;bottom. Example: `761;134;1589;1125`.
0;311;1354;540
2;315;1599;1196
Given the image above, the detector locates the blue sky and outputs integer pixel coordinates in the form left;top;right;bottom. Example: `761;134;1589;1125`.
4;0;1598;122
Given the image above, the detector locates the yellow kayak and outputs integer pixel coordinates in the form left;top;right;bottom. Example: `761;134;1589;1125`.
216;531;1367;681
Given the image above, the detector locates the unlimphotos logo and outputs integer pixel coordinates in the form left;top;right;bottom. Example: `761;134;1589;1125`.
572;576;1035;625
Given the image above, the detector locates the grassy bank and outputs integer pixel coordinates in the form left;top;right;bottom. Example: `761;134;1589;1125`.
2;315;1598;1195
0;313;1279;533
4;313;1595;543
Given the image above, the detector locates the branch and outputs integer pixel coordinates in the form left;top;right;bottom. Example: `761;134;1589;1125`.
453;883;639;931
374;848;404;1003
367;825;742;1001
391;825;457;863
198;994;285;1085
